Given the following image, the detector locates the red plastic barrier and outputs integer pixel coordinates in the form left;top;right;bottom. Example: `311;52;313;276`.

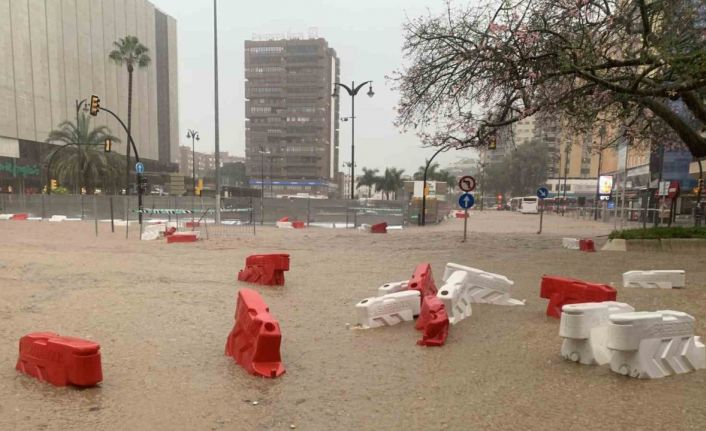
455;211;468;219
16;332;102;387
278;216;290;222
164;226;177;236
415;296;449;346
238;254;290;286
291;221;305;229
185;221;200;228
370;222;387;234
540;275;617;319
579;239;596;252
225;288;285;378
408;263;437;298
11;213;29;220
167;233;198;243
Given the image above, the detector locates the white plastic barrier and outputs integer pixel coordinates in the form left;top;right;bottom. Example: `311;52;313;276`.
358;223;371;232
377;280;408;296
622;270;686;289
437;270;473;325
442;263;524;306
607;310;706;379
562;238;580;250
49;215;68;222
0;214;14;220
276;221;293;229
559;302;635;365
141;224;165;241
355;290;420;329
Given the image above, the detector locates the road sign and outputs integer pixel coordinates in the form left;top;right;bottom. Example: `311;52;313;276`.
458;176;476;192
667;181;680;198
458;193;475;209
536;187;549;199
135;162;145;174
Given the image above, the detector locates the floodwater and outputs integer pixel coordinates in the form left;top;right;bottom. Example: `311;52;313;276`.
1;211;705;430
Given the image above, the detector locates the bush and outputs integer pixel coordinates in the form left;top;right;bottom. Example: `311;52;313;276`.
609;227;706;240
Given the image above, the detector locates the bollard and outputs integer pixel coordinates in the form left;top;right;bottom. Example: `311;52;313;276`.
110;196;115;233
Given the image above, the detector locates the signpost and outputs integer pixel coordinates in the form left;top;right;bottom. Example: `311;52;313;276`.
458;192;475;242
458;176;476;193
536;186;549;234
135;162;145;174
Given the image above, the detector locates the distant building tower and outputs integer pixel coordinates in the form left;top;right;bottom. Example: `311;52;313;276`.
244;37;340;197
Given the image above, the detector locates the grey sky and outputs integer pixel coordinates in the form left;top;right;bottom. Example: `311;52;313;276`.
148;0;477;175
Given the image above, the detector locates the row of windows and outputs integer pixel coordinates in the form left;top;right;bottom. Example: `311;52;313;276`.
245;66;285;73
287;45;319;53
246;46;284;53
250;87;281;93
287;87;322;93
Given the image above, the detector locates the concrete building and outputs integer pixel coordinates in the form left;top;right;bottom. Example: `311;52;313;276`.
244;37;340;197
0;0;178;193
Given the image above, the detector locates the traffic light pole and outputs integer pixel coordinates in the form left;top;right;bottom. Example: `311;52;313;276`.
98;106;144;225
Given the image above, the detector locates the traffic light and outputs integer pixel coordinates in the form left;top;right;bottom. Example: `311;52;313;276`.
488;135;497;150
89;95;100;116
50;179;58;190
104;138;112;153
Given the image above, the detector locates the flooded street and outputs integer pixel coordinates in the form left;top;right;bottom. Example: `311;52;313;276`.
2;212;706;430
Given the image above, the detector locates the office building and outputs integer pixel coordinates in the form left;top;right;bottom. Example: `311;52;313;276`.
0;0;178;193
244;37;340;197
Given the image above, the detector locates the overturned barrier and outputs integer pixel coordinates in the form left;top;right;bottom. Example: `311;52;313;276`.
579;239;596;252
408;263;438;299
166;231;199;243
0;213;14;220
559;302;635;365
436;270;473;325
16;332;103;387
541;275;616;319
622;270;686;289
11;213;29;220
49;215;68;222
377;280;408;296
442;263;524;306
238;254;290;286
562;238;580;250
225;288;285;378
355;290;420;329
415;296;449;346
607;310;706;379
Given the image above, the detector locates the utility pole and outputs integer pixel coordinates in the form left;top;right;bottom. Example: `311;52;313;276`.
213;0;221;224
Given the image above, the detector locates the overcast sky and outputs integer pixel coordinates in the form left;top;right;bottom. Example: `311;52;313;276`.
149;0;478;175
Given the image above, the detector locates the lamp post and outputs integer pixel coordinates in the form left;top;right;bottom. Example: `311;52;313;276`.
421;145;451;226
332;80;374;200
594;125;606;221
75;99;88;195
259;146;270;224
186;129;200;195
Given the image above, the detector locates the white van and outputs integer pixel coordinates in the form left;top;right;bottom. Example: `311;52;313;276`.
520;196;539;214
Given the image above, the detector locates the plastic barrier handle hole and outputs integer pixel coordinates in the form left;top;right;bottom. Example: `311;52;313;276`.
360;299;368;304
440;290;448;295
264;322;276;332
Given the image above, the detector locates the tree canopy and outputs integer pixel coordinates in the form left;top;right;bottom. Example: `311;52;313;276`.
393;0;706;157
484;140;549;197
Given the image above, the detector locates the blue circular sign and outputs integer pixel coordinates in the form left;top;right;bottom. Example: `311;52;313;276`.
458;193;475;209
536;187;549;199
135;162;145;174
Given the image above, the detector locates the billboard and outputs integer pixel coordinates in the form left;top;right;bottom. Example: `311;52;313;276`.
599;175;613;195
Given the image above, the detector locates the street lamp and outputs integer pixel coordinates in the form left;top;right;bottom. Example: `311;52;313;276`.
259;146;270;224
186;129;200;196
333;80;374;200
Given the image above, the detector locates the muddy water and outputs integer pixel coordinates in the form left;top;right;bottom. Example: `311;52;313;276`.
1;212;705;430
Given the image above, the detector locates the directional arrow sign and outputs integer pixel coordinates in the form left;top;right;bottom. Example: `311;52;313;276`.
458;193;475;209
135;162;145;174
536;186;549;199
458;175;476;192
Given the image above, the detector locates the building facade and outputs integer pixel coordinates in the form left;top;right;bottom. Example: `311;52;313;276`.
0;0;178;193
244;37;340;197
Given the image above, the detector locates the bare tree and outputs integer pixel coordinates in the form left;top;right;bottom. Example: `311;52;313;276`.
392;0;706;157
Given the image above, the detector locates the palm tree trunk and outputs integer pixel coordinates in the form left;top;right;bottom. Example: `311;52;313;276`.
126;68;133;195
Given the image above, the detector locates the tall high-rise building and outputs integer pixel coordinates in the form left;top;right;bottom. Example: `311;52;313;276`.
244;37;340;197
0;0;178;193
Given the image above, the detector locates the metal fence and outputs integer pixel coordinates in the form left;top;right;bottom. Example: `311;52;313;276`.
546;204;703;229
0;194;406;231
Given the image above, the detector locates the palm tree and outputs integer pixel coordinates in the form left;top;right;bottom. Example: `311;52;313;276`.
46;114;124;194
109;35;151;195
413;161;440;181
374;168;406;200
356;167;379;198
436;169;456;188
